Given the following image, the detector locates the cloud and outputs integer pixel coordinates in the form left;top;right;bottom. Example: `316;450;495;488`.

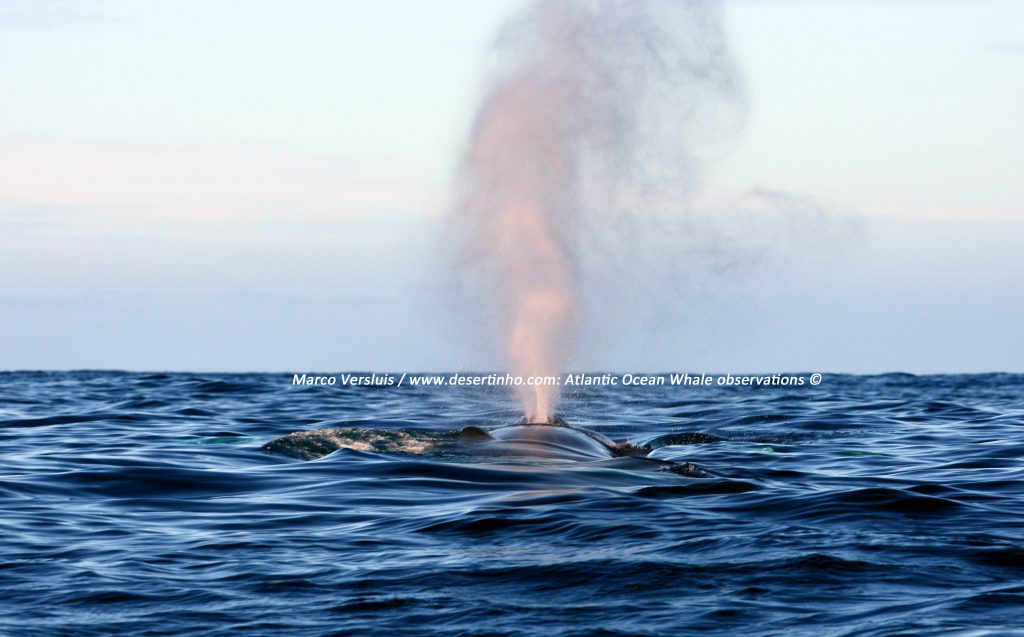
0;138;444;233
0;1;119;29
0;201;79;234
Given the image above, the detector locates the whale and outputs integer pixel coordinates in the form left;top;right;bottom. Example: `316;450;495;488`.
262;417;710;477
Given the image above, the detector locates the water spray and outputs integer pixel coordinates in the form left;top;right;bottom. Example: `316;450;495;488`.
451;0;740;422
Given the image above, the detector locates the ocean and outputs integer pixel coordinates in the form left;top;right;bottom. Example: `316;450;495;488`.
2;371;1022;636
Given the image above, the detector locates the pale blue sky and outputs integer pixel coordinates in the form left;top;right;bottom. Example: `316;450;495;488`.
1;0;1022;372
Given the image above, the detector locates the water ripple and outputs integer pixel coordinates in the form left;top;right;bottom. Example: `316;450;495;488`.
1;371;1023;636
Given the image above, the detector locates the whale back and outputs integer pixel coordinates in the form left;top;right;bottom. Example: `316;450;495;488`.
482;424;616;461
263;421;633;462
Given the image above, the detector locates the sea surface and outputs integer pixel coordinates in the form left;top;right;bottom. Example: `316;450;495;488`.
1;371;1023;636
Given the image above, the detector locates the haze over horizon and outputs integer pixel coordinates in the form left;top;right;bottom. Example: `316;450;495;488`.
1;0;1022;374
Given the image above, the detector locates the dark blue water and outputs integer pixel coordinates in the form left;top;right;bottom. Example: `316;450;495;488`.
2;372;1023;636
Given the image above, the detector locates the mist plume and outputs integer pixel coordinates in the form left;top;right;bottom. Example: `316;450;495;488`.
450;0;741;422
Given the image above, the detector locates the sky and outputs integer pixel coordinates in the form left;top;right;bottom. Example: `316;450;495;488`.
1;0;1021;373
